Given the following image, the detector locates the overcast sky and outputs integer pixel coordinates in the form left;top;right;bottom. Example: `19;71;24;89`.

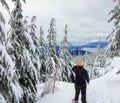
1;0;114;42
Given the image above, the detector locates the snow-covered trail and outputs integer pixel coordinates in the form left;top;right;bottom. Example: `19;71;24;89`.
37;57;120;103
36;80;112;103
36;82;75;103
36;74;120;103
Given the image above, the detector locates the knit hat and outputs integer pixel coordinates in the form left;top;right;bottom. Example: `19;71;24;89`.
76;60;84;66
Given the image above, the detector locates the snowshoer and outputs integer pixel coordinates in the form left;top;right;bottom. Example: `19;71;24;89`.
72;60;89;103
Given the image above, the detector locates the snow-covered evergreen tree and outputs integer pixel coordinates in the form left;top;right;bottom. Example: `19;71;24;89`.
46;18;57;77
39;26;47;82
92;39;106;79
7;1;38;102
47;18;57;62
0;11;14;103
106;1;120;57
42;18;57;95
23;16;40;71
0;44;16;103
59;24;74;82
27;16;41;78
84;53;95;79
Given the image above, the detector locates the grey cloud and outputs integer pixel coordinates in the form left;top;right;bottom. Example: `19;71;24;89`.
0;0;114;42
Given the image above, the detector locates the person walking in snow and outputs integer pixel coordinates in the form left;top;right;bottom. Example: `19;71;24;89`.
72;60;89;103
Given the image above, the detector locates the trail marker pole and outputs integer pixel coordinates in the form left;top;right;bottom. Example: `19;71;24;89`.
52;50;60;94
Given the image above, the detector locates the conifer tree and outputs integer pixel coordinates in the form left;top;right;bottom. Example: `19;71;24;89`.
39;26;46;82
23;16;40;72
28;16;41;77
0;11;14;103
59;24;74;82
47;18;57;62
7;1;38;102
42;18;57;95
84;53;95;79
92;39;105;79
106;1;120;57
46;18;57;76
0;44;15;103
0;0;25;14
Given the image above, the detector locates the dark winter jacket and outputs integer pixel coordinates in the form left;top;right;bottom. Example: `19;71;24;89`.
72;66;89;84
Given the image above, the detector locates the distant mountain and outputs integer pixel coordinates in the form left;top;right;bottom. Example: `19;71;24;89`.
56;40;108;56
81;41;108;48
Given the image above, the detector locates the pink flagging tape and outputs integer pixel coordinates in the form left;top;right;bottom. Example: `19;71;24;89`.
52;50;61;94
72;98;74;103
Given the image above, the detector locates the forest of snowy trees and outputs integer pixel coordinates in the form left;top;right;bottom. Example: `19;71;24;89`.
0;0;120;103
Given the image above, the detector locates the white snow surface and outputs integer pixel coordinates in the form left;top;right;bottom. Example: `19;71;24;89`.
36;57;120;103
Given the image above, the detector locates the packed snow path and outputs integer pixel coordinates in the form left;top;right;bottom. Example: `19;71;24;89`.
36;73;120;103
